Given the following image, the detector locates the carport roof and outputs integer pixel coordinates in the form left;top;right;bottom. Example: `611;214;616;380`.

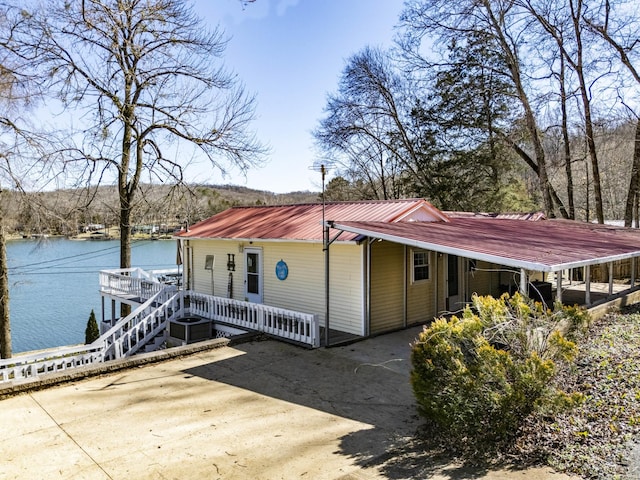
331;217;640;272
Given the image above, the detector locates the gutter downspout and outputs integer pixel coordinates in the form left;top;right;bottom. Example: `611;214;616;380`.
434;253;439;317
366;238;372;337
403;245;407;328
323;222;344;347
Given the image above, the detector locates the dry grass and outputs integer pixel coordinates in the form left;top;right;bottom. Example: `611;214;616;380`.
513;306;640;479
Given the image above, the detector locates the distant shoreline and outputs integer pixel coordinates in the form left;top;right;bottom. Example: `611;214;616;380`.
6;232;176;242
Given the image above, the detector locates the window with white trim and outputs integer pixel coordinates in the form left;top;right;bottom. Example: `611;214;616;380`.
412;249;430;282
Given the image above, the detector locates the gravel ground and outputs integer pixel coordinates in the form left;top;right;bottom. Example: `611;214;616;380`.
512;306;640;479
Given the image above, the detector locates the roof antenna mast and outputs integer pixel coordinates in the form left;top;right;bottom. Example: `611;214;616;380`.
310;160;334;347
309;160;335;234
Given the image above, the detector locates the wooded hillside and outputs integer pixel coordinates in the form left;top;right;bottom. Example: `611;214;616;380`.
4;184;319;237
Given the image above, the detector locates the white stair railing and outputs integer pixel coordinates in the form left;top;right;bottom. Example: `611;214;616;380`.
0;286;178;384
0;286;320;385
99;286;179;360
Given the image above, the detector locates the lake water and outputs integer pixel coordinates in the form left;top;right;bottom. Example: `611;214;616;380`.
6;237;177;353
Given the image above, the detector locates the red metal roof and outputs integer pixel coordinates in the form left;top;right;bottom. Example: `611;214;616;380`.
176;199;445;242
177;198;640;271
332;217;640;271
446;211;547;221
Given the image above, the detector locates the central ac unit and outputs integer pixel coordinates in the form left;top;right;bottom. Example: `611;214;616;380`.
167;317;211;346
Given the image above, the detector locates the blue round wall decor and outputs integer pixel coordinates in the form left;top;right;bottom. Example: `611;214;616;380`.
275;259;289;280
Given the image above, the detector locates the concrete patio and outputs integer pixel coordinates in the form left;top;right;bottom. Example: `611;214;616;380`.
0;327;573;480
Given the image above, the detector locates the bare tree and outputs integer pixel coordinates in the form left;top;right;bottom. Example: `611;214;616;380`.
399;0;562;217
315;47;409;200
0;3;42;358
0;191;8;358
521;0;606;223
557;52;577;220
17;0;265;276
584;0;640;226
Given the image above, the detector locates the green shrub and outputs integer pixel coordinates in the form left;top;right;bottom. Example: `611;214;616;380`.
411;293;585;451
85;309;100;344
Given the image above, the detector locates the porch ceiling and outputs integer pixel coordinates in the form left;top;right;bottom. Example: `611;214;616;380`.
331;217;640;272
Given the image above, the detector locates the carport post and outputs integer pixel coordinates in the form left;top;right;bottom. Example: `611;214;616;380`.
556;271;563;304
520;268;527;296
632;258;636;288
585;265;591;305
609;262;614;296
324;221;330;347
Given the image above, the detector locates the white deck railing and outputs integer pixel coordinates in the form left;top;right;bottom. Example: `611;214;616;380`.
184;291;320;348
99;267;180;301
100;268;319;347
0;270;319;385
0;344;105;383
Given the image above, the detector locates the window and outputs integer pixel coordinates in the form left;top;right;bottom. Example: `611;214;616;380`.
412;250;430;282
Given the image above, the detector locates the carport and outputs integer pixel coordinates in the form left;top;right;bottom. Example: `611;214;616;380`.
328;216;640;308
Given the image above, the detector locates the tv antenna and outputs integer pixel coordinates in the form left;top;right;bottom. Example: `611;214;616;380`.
309;160;335;204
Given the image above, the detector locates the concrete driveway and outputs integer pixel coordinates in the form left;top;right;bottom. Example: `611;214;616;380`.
0;327;573;479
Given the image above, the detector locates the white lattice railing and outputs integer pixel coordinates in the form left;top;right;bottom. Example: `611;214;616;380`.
183;291;320;348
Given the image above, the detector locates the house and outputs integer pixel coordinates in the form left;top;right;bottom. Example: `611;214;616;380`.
6;198;640;386
175;198;640;346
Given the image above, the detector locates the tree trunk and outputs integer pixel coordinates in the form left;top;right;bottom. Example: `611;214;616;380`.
624;118;640;227
119;202;132;319
581;96;604;223
0;224;11;359
559;55;575;219
482;0;555;217
570;0;604;223
118;98;135;318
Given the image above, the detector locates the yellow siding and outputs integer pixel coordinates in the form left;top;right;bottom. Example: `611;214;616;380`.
259;241;364;335
326;244;365;335
188;239;364;335
370;241;405;334
189;240;243;299
185;239;517;339
406;249;438;325
468;260;501;298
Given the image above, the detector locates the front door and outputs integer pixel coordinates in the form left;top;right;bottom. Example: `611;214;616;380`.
447;254;462;311
244;248;263;303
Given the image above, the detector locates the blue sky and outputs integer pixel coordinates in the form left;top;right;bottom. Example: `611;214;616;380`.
191;0;405;193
